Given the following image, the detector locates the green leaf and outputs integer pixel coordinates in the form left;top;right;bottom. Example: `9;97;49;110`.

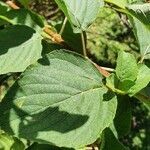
127;3;150;26
127;3;150;59
118;80;135;93
130;17;150;60
107;52;140;94
54;0;104;33
110;96;132;138
106;73;134;94
135;85;150;110
104;0;128;9
0;50;117;148
129;64;150;96
0;132;25;150
0;9;45;31
106;73;125;95
100;128;129;150
0;25;42;75
105;1;150;29
116;51;138;82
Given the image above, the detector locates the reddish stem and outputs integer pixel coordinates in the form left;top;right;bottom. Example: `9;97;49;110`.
6;0;20;9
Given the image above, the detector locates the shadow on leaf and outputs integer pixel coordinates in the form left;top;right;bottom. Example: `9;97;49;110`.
0;82;89;144
0;25;35;55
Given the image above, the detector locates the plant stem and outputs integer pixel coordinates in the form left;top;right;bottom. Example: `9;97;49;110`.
100;67;115;72
87;58;113;77
43;26;64;44
81;31;87;57
59;17;67;35
106;83;126;95
6;0;20;9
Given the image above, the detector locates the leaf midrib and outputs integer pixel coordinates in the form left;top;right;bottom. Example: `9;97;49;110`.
16;85;103;112
3;86;103;125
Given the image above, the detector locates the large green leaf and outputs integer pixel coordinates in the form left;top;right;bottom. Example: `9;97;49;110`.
0;50;117;148
54;0;104;33
116;51;138;82
0;25;42;75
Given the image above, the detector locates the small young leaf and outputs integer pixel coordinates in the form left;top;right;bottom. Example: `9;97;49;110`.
0;25;42;75
0;50;117;148
106;73;124;94
129;64;150;96
118;80;135;93
0;132;25;150
106;73;134;94
116;51;138;82
54;0;104;33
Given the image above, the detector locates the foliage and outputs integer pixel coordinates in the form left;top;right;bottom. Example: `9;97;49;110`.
0;0;150;149
87;7;139;66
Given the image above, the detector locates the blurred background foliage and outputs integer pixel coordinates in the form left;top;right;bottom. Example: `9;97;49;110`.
28;0;140;67
0;0;149;149
86;6;139;67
